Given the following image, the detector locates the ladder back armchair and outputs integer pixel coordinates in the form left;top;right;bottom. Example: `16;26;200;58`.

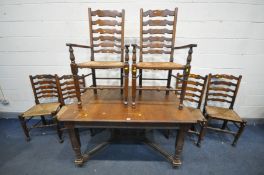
66;8;129;107
131;8;197;109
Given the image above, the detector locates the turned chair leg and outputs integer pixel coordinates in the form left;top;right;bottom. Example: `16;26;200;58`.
18;115;30;141
163;130;170;139
54;118;63;143
91;69;97;95
40;115;47;125
221;120;228;130
166;70;172;95
120;68;124;94
90;129;96;137
139;69;142;95
197;121;207;147
132;65;137;107
232;121;246;146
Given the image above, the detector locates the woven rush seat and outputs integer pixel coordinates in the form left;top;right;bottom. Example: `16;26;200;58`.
136;62;184;70
77;61;125;69
22;103;61;118
205;106;243;122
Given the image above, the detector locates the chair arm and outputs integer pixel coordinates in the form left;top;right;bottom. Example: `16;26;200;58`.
66;43;92;49
131;44;139;63
174;44;197;50
131;44;141;49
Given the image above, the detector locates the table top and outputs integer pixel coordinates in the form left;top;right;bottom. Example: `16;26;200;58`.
57;88;201;124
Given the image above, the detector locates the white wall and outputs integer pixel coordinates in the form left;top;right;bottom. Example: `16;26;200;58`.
0;0;264;118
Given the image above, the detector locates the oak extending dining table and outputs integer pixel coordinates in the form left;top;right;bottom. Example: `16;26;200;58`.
57;88;201;167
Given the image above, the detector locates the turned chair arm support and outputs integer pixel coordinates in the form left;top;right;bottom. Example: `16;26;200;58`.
174;44;197;66
131;44;141;49
66;43;93;64
131;44;139;63
124;45;130;63
66;43;92;49
174;44;197;50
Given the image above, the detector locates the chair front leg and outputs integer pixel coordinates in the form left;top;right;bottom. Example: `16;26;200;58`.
139;69;143;95
179;67;190;110
132;44;137;107
124;65;129;105
18;115;30;141
123;45;130;105
221;120;228;129
120;68;124;94
53;116;63;143
166;70;172;95
91;69;97;95
69;46;82;108
232;121;246;146
40;115;47;125
132;65;137;107
197;120;207;147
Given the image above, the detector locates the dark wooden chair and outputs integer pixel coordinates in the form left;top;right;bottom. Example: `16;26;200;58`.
18;74;63;142
131;8;197;109
57;74;86;106
175;73;207;146
203;74;246;146
66;9;129;107
57;74;101;137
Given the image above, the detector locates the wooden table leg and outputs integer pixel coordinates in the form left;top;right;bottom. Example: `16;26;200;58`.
65;122;83;166
172;124;190;167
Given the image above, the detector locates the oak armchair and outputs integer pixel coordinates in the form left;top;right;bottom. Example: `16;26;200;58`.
131;8;197;109
66;9;129;107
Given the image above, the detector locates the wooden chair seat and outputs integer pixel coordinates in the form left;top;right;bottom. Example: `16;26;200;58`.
205;106;242;122
22;102;61;118
77;61;125;69
187;107;206;122
136;62;184;70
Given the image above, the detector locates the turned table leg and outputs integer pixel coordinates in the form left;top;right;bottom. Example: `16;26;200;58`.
173;124;190;167
65;122;83;166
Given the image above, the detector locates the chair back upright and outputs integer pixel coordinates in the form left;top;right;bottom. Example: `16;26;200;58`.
29;74;60;104
57;75;86;105
176;73;207;109
204;74;242;110
88;8;125;62
140;8;178;62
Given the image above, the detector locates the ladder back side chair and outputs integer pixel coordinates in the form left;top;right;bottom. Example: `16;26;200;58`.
57;74;87;106
131;8;197;109
18;74;63;142
176;73;207;146
203;74;246;146
66;8;129;107
57;74;96;138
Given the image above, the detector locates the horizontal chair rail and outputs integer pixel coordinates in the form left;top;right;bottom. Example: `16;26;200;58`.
95;77;121;80
136;87;181;91
82;86;124;90
171;74;184;80
142;78;168;81
206;126;236;135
